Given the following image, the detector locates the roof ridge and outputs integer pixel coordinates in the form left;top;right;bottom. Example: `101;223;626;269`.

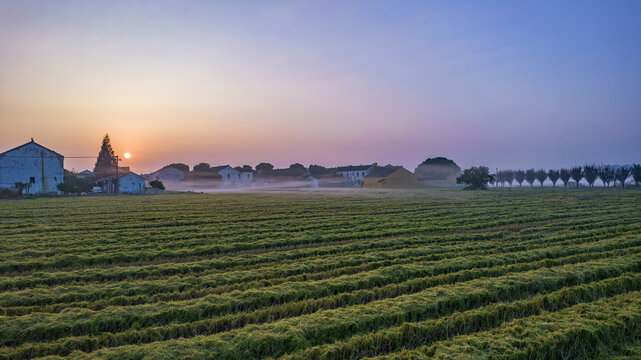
0;139;64;158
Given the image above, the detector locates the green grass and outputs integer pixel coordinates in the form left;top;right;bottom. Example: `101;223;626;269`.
0;189;640;359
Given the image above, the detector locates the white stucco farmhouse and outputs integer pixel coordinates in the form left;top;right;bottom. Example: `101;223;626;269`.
0;139;64;194
216;166;253;186
335;164;373;187
96;172;147;194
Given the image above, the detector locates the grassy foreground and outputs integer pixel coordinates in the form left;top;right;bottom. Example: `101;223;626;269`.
1;189;640;359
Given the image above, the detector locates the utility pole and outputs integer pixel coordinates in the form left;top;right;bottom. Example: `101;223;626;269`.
115;155;120;194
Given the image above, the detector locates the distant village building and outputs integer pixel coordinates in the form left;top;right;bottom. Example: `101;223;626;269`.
76;170;94;179
0;139;64;194
363;166;421;189
335;165;373;187
96;172;146;194
147;166;185;183
216;166;253;186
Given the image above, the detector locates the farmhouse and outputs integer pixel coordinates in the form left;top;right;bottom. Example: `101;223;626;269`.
363;165;421;189
0;139;64;194
147;166;185;183
96;172;146;194
335;164;373;187
215;166;253;186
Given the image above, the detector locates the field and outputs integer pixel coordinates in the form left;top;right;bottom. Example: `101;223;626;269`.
1;189;641;360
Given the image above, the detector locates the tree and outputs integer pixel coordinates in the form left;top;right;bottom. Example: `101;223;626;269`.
514;170;525;187
560;169;571;187
149;180;165;190
548;169;560;187
570;166;583;188
289;163;306;171
255;163;274;176
57;181;77;194
241;165;253;172
502;170;514;187
193;163;211;172
632;164;641;188
14;182;30;196
535;169;547;187
420;157;459;167
415;157;461;181
309;165;330;176
456;166;494;190
582;164;598;188
598;166;614;188
93;134;117;178
615;167;630;188
494;170;503;187
524;169;536;187
57;170;94;194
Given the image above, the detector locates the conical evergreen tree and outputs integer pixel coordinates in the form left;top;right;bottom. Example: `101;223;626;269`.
94;134;117;178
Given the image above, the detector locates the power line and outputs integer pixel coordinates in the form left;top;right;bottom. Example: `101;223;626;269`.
0;156;96;158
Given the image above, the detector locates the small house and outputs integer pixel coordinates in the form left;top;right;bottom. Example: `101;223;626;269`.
147;166;185;183
96;172;146;194
216;166;253;186
363;166;421;189
335;165;373;187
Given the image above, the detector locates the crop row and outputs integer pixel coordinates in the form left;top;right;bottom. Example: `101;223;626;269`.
2;229;639;315
2;194;628;257
2;216;633;297
1;206;623;265
371;290;641;360
27;254;641;360
280;272;641;359
3;246;640;359
3;214;637;291
1;207;605;274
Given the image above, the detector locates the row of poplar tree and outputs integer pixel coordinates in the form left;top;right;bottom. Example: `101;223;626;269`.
494;164;641;188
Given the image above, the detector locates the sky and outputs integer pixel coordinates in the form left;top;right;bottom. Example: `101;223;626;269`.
0;1;639;173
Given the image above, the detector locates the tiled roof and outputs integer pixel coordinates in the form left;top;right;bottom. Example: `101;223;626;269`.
335;165;373;172
366;166;402;178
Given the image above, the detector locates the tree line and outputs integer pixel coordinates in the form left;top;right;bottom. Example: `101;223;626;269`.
494;164;641;188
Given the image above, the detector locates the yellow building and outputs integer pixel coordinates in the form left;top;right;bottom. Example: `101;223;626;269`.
363;166;421;189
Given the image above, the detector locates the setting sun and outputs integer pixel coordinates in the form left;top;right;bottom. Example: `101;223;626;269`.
123;152;131;159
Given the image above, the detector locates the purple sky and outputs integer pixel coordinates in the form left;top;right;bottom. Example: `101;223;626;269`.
0;1;639;173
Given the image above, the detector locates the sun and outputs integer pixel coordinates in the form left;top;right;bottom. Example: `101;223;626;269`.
123;152;131;159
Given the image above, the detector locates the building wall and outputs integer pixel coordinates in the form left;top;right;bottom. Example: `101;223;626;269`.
119;173;146;193
219;167;240;185
336;168;371;187
240;172;253;184
363;168;421;189
219;167;254;186
148;167;185;182
0;143;63;193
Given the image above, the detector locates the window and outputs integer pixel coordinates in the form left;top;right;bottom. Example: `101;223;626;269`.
30;177;35;183
227;174;230;179
54;177;57;181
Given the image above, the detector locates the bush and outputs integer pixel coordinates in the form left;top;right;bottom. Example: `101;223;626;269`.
456;166;494;190
0;188;18;198
150;180;165;190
